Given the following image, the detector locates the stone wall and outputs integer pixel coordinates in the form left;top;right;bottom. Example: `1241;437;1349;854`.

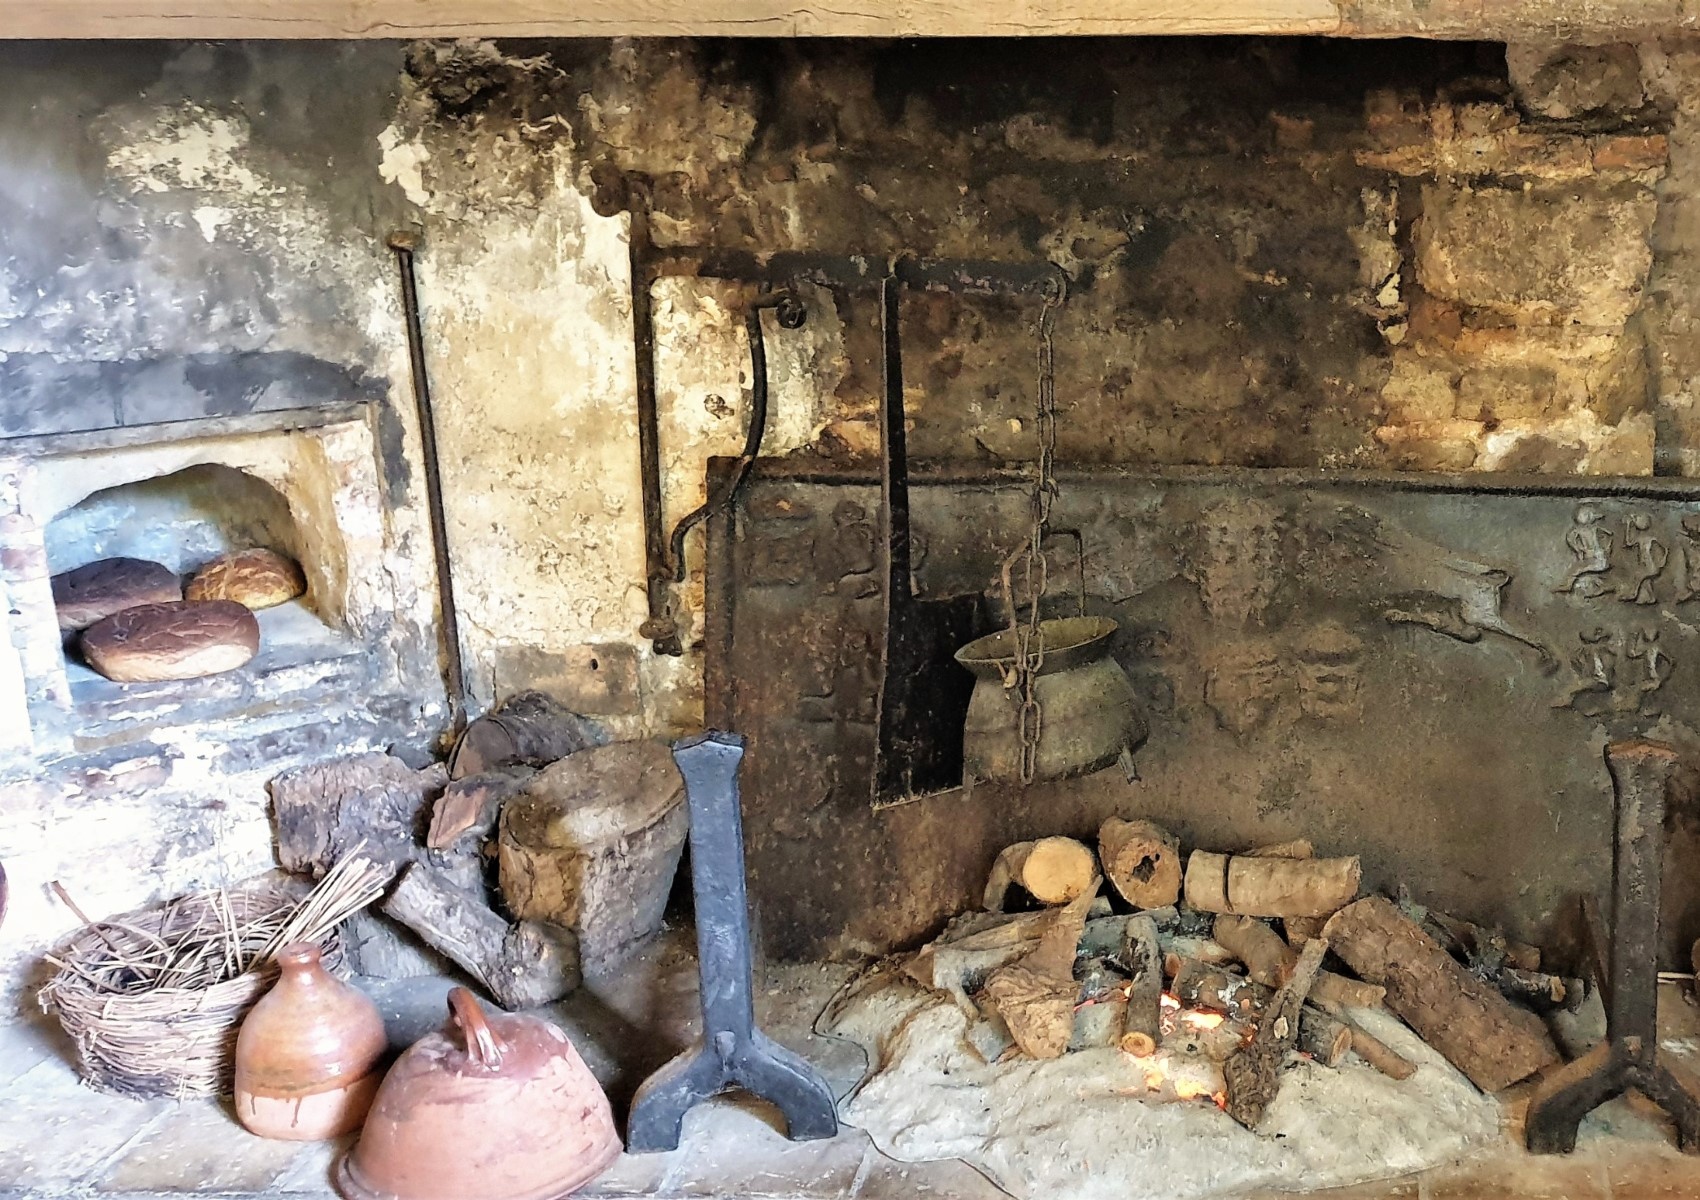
3;35;1700;1008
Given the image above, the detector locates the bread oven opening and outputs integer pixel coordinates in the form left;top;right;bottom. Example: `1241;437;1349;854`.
1;415;397;756
47;464;352;697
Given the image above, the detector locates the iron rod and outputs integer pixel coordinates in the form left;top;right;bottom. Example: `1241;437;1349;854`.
386;230;469;734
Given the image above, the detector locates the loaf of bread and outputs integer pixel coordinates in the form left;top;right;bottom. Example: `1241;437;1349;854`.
185;548;306;610
52;557;183;633
81;600;261;682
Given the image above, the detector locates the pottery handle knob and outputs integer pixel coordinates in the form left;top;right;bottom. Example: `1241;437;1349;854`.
448;986;506;1069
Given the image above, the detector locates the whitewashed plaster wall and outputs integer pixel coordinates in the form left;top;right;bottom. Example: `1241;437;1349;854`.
378;45;845;734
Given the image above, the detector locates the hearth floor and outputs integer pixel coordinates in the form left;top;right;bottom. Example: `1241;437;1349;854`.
2;927;1699;1200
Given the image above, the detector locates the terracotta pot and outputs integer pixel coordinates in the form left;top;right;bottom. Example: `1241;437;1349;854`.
234;943;387;1140
337;988;620;1200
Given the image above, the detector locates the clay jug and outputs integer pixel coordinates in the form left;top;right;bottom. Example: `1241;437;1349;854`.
234;942;387;1140
336;987;620;1200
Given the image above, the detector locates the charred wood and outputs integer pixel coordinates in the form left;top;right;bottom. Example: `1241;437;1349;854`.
1223;938;1329;1129
1120;914;1163;1057
448;690;603;780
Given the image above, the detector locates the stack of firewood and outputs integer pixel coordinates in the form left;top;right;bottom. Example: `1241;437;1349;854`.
904;819;1577;1131
269;691;686;1010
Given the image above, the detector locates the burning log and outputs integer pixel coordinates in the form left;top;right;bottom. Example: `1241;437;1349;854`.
1098;818;1182;909
984;837;1100;909
1119;914;1163;1056
1213;914;1385;1008
1170;957;1269;1019
1185;850;1361;919
1223;938;1329;1129
1323;896;1560;1092
1169;958;1355;1071
978;891;1095;1059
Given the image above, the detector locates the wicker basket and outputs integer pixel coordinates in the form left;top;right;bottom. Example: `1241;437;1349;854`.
38;881;346;1100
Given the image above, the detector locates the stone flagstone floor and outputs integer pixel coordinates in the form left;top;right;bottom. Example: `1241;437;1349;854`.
2;928;1699;1199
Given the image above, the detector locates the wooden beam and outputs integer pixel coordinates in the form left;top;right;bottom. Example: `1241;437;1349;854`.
1;0;1339;39
8;0;1697;40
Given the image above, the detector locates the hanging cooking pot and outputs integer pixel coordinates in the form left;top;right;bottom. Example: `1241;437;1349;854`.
955;531;1144;784
956;614;1145;784
336;988;620;1200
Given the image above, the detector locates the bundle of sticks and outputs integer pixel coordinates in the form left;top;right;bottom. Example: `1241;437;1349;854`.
45;851;390;997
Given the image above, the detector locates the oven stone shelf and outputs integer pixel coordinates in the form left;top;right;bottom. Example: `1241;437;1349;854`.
63;600;369;748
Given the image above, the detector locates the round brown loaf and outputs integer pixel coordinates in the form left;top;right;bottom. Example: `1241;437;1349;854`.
81;600;261;682
185;548;306;610
52;557;183;633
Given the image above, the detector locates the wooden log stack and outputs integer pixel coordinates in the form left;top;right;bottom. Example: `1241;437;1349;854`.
932;821;1563;1110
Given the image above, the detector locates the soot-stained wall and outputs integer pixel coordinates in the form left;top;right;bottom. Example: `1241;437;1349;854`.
3;37;1694;728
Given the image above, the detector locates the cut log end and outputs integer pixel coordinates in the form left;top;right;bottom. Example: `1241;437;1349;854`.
985;837;1099;909
1023;837;1100;905
1099;818;1182;909
1119;1030;1158;1057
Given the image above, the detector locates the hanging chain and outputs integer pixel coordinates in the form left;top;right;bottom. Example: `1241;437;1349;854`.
1011;277;1065;784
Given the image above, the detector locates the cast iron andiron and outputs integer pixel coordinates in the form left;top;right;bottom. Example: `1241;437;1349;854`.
1525;738;1700;1153
626;731;839;1152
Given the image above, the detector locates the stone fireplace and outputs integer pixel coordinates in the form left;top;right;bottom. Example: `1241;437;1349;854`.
6;16;1700;1200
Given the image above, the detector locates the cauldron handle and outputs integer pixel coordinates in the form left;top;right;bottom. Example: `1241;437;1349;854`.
998;528;1086;624
447;987;505;1069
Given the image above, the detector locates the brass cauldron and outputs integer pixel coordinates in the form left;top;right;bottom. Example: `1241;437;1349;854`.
954;615;1145;784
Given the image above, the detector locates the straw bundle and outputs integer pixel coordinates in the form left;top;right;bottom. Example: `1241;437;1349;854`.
38;854;390;1099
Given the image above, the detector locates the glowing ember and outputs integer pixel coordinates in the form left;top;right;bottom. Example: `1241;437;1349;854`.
1160;993;1181;1010
1181;1010;1226;1030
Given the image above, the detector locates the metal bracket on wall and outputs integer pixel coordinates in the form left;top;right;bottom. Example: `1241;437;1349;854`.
597;168;1067;802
